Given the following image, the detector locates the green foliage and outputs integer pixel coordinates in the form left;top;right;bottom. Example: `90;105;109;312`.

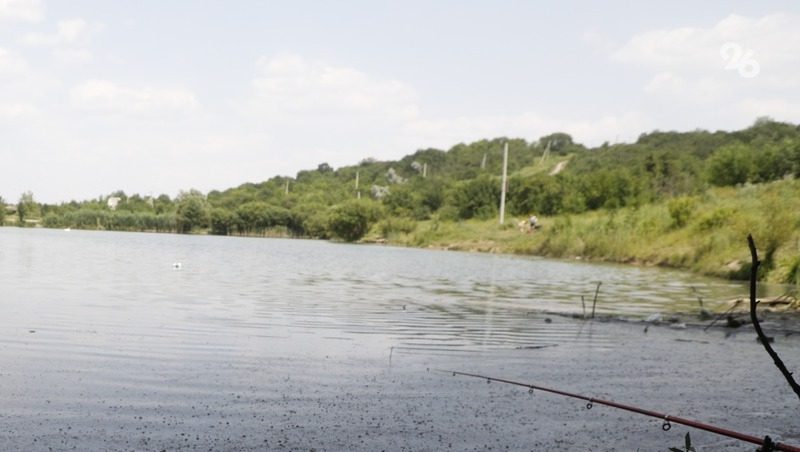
579;169;639;210
176;190;209;233
694;207;734;231
383;185;418;217
448;175;500;220
707;143;754;186
376;217;417;238
328;199;383;242
234;201;290;234
785;255;800;286
17;191;40;224
42;208;177;232
0;196;5;223
209;207;235;235
508;175;574;216
667;196;695;228
538;132;581;154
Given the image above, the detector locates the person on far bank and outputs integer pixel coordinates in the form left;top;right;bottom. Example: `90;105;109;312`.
528;215;538;232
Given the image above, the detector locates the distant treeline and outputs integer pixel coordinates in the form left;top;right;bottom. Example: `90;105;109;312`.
4;118;800;243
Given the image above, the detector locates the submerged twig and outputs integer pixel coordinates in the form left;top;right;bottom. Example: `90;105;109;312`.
591;281;601;319
703;299;742;331
747;234;800;402
690;286;704;309
581;295;586;319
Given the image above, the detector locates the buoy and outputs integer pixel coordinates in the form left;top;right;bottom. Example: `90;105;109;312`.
173;262;182;269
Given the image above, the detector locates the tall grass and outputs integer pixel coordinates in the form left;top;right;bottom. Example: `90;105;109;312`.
389;178;800;283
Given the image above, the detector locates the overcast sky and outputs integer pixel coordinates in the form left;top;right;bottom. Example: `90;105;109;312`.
2;0;799;203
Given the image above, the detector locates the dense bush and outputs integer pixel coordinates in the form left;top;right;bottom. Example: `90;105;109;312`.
328;200;383;242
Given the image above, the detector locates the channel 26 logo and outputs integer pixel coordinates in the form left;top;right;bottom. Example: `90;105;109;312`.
720;42;760;78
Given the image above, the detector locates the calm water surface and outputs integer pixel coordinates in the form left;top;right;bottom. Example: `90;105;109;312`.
0;228;754;355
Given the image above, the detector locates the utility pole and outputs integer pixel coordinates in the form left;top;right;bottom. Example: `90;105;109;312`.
481;153;487;170
285;180;289;195
355;171;361;199
423;163;427;178
540;140;551;164
499;142;508;225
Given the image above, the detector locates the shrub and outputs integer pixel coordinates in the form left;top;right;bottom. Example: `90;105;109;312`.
376;217;417;237
707;144;753;186
667;196;695;228
695;207;734;231
328;200;383;242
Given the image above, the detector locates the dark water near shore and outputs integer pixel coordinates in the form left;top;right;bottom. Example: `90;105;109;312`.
1;228;797;450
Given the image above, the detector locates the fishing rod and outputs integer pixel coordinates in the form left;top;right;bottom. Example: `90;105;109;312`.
438;369;800;452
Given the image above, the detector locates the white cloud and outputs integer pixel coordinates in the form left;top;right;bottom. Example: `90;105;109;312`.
246;54;650;157
643;72;734;103
0;0;43;22
406;112;648;148
612;13;800;125
0;46;27;73
20;18;96;64
53;47;93;64
71;79;200;114
738;98;800;121
252;54;419;121
22;18;91;46
613;13;800;72
0;102;37;118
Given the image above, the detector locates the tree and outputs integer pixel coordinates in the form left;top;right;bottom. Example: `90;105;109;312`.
447;175;500;220
209;207;235;235
508;175;565;216
707;143;753;186
175;190;209;233
154;194;175;214
328;199;383;242
0;196;5;224
17;191;40;224
538;132;575;154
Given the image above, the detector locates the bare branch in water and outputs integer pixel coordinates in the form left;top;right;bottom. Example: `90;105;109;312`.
748;234;800;402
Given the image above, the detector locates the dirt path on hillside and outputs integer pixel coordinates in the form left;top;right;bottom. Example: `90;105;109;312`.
549;160;568;175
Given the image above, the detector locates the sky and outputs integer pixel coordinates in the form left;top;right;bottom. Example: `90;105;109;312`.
1;0;799;203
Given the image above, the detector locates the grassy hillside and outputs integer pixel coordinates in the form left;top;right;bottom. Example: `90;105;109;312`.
384;178;800;284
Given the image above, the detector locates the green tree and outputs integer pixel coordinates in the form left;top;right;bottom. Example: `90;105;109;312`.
209;207;235;235
175;190;209;233
579;169;637;210
154;194;175;214
17;191;40;224
707;143;754;186
447;175;500;219
0;196;5;224
508;175;565;216
328;199;383;242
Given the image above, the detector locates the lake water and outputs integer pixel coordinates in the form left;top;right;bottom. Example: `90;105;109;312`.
1;228;796;450
0;228;752;355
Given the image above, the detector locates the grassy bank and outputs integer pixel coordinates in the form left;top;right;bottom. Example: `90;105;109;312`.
379;178;800;284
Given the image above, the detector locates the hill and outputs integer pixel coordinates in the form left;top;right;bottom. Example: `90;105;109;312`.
6;117;800;283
